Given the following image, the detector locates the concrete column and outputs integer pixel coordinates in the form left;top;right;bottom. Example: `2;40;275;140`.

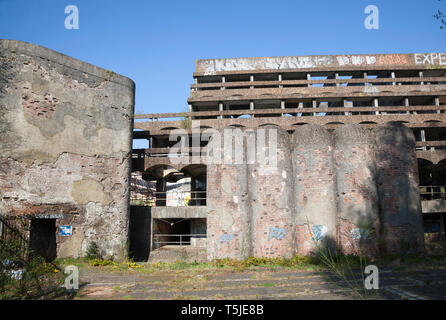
421;129;427;150
293;125;337;255
219;102;223;119
281;100;285;117
374;123;425;254
374;98;379;115
307;73;311;87
221;76;225;90
334;125;380;256
298;102;303;117
363;72;368;86
155;179;166;206
206;127;252;260
435;97;440;114
335;73;340;87
250;101;254;118
419;71;424;85
251;125;295;258
250;75;254;89
440;213;445;240
343;99;351;116
312;99;317;116
191;178;196;205
404;98;410;115
278;73;283;89
391;72;396;85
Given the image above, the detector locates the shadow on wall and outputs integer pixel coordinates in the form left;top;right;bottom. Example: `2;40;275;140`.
206;122;425;260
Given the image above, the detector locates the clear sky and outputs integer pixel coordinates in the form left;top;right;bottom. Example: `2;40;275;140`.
0;0;445;117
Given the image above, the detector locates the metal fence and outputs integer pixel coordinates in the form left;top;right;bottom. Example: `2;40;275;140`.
130;190;206;207
153;233;206;248
0;215;29;261
420;185;446;200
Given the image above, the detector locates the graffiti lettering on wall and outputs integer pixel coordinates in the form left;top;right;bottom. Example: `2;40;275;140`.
350;228;369;241
268;227;286;240
336;55;377;67
414;53;446;65
311;225;328;241
202;56;336;75
377;54;408;65
166;179;191;206
220;234;233;243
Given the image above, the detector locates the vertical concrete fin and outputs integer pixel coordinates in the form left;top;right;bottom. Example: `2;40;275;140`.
206;126;251;260
250;125;295;258
292;124;337;255
374;122;424;254
333;124;380;256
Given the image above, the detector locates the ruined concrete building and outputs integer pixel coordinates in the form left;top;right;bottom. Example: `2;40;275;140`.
1;39;446;261
134;52;446;260
0;40;134;260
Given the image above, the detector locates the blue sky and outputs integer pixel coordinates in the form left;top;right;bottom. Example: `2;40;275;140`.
0;0;445;117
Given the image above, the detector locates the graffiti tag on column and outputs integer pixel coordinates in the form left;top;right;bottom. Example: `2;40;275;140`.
268;227;286;240
220;234;233;243
311;225;328;241
414;53;446;65
350;228;369;241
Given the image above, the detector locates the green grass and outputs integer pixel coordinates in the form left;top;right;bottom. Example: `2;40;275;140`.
259;282;276;287
55;253;446;275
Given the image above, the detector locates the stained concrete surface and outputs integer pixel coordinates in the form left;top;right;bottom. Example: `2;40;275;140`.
74;265;446;300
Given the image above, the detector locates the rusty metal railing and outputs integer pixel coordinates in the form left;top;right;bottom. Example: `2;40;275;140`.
420;185;446;200
0;215;29;262
153;233;206;248
130;190;206;207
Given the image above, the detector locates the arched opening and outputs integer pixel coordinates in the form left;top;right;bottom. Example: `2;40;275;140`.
181;164;207;207
258;123;280;128
359;121;377;124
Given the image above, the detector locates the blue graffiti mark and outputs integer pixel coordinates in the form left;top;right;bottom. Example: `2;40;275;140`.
268;227;286;240
311;225;328;241
350;228;369;240
59;225;72;236
220;234;233;243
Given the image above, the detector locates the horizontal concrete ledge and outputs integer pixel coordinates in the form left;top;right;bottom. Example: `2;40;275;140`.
0;39;135;89
195;53;446;75
151;206;207;219
422;199;446;213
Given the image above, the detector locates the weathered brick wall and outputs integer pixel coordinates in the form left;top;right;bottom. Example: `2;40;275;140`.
334;125;380;256
292;125;337;255
206;127;252;260
251;125;294;258
206;122;424;259
375;123;425;254
0;40;135;260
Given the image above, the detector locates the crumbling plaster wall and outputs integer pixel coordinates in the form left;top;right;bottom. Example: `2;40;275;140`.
0;39;135;260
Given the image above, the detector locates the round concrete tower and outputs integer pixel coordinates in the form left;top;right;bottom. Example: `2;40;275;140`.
292;124;337;255
206;126;252;260
374;122;424;255
333;124;380;256
250;125;295;258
